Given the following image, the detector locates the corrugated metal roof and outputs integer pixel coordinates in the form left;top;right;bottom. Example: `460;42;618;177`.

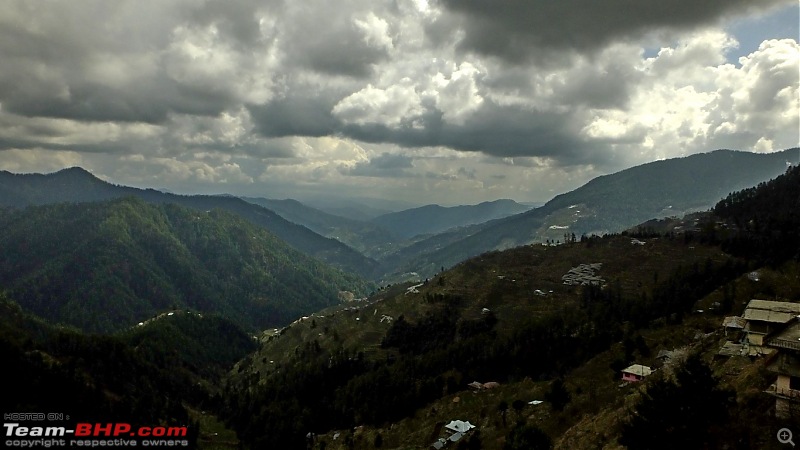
742;300;800;323
742;309;796;323
445;420;476;433
768;321;800;347
723;316;746;328
746;300;800;313
622;364;652;377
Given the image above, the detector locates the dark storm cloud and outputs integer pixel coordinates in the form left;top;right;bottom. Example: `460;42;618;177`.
285;22;390;78
248;93;606;164
248;96;342;138
1;0;796;205
553;64;642;110
0;2;244;125
335;100;602;163
1;79;232;124
432;0;791;63
189;0;279;48
343;152;414;177
280;1;394;78
0;135;132;154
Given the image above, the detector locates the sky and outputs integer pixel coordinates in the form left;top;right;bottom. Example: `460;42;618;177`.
0;0;798;207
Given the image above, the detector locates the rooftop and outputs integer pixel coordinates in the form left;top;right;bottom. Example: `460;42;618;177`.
444;420;476;434
722;316;746;329
742;300;800;324
767;320;800;351
622;364;653;377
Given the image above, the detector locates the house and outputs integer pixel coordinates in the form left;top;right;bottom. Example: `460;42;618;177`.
430;420;476;448
656;349;674;362
722;316;746;336
764;320;800;418
467;381;483;390
444;420;475;434
431;438;446;449
741;300;800;356
448;432;464;443
621;364;653;382
654;349;675;368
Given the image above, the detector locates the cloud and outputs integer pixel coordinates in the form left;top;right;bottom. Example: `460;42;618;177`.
332;80;425;127
343;152;414;177
279;1;395;78
0;0;797;206
432;0;792;64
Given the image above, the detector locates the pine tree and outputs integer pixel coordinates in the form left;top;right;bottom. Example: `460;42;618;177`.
619;352;733;450
544;378;571;412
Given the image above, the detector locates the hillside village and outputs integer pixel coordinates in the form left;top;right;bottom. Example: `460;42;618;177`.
225;221;800;449
720;299;800;418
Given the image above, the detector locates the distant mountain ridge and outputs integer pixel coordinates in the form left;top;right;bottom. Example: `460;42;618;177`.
242;197;398;258
370;199;531;239
0;167;380;278
391;148;798;278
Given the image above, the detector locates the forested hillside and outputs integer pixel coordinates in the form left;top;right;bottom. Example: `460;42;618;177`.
243;197;399;258
391;149;796;279
370;199;530;239
220;164;800;449
714;164;800;264
0;197;373;333
0;295;201;442
0;167;381;278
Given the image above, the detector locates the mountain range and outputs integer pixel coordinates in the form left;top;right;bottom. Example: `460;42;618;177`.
242;197;399;258
386;148;797;278
2;148;794;284
2;150;799;449
0;167;380;278
369;199;531;239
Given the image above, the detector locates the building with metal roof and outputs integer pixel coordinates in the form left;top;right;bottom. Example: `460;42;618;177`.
742;300;800;356
621;364;653;382
765;320;800;418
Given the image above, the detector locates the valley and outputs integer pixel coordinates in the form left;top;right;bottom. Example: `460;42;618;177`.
1;155;798;449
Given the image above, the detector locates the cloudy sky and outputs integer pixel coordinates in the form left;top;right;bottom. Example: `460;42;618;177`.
0;0;798;206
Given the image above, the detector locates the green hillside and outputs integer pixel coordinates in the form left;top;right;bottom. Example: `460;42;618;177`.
243;197;400;258
0;167;381;278
220;165;800;449
0;291;257;448
392;148;796;279
0;197;373;333
120;311;258;383
0;294;200;438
